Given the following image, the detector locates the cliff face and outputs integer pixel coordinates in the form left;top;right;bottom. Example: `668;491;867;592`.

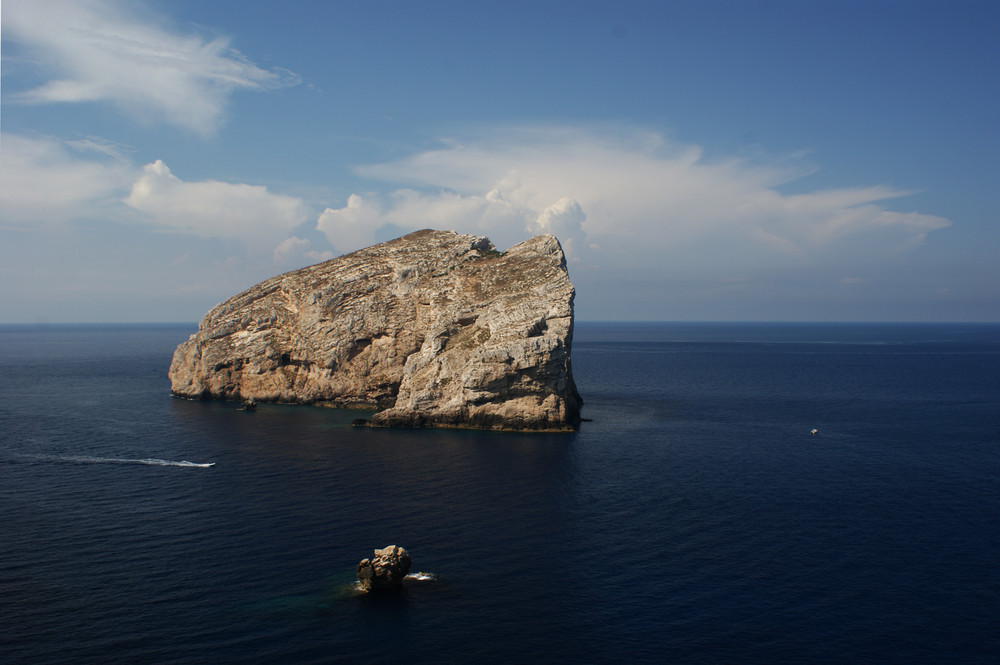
168;230;582;431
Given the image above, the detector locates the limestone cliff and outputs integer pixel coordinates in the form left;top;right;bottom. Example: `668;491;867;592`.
168;229;582;431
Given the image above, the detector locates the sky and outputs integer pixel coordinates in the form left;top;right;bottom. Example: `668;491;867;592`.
1;0;998;323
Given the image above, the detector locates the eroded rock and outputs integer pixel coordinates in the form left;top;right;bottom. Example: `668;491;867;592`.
357;545;412;590
168;230;582;431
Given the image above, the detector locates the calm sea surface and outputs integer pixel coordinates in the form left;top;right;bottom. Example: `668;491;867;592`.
2;322;998;664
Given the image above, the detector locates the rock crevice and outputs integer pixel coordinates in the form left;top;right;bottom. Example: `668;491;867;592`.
168;230;582;431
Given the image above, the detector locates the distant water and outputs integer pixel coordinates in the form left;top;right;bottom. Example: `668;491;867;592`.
2;322;998;664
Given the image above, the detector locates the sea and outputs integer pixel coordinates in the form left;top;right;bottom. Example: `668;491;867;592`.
1;321;998;664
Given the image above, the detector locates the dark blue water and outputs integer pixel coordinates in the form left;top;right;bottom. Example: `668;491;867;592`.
2;322;998;664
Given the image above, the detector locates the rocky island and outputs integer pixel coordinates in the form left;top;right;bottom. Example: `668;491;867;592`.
357;545;411;591
168;230;582;431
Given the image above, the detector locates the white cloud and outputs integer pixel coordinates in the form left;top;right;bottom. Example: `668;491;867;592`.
530;197;586;260
316;194;388;254
340;126;950;272
273;236;311;262
2;0;299;134
1;133;312;259
0;133;324;322
124;160;310;253
273;236;335;266
316;183;588;258
532;197;585;236
0;132;136;225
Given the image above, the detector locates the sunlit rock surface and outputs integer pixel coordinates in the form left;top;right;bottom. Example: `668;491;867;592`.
356;545;412;591
168;229;582;431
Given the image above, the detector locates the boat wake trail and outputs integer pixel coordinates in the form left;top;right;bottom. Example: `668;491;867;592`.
29;455;215;468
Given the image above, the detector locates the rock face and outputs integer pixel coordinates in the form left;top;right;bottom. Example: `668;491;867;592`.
356;545;412;591
169;229;582;431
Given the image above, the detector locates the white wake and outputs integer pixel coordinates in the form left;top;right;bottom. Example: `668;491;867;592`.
33;454;215;468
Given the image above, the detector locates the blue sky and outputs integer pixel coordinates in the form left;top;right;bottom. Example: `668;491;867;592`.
2;0;997;323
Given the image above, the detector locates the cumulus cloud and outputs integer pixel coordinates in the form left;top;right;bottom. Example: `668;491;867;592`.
2;0;299;134
316;182;588;258
315;194;390;254
273;236;311;263
530;197;586;259
335;126;949;273
1;133;312;260
124;160;310;253
273;236;335;266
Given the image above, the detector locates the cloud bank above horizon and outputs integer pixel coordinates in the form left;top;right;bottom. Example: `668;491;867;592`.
318;127;950;274
0;133;311;256
1;125;951;298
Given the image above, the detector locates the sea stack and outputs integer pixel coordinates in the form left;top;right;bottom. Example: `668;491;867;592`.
168;230;582;431
356;545;412;591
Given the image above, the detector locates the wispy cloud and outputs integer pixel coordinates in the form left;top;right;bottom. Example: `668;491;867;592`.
0;133;135;226
319;126;950;276
2;0;300;134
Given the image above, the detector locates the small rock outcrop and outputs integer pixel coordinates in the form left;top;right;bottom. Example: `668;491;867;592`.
357;545;412;590
169;230;582;431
